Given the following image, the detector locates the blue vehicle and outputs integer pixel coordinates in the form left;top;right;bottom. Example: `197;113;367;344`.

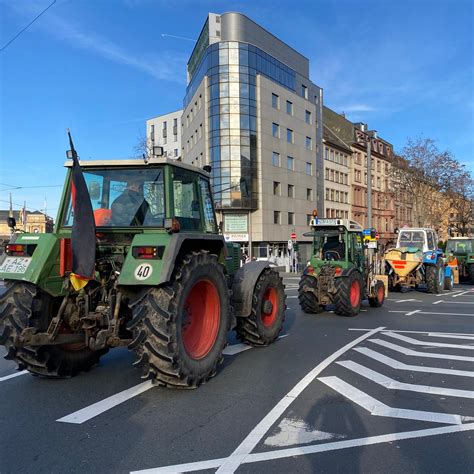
385;227;454;293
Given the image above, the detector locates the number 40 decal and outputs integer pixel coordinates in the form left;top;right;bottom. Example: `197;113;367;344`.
134;263;153;280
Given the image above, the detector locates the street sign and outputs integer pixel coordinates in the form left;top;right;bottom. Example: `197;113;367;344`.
290;232;297;240
363;229;371;236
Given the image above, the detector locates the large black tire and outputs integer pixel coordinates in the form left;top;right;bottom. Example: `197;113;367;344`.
0;282;106;378
128;251;231;388
334;271;363;317
298;274;324;314
444;274;454;291
468;264;474;285
426;260;444;293
369;281;385;307
236;268;286;346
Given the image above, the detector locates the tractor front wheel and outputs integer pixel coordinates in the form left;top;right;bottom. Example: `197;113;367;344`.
426;261;444;294
0;282;106;378
128;251;231;388
298;274;324;314
236;268;286;346
369;281;385;308
334;271;363;317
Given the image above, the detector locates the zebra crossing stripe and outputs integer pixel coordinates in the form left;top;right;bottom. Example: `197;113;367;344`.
337;360;474;399
384;332;474;350
369;339;474;362
354;347;474;378
318;376;464;424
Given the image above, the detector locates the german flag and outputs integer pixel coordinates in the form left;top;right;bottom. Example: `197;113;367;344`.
68;129;96;291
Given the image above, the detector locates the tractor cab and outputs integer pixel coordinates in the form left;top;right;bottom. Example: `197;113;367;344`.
305;218;365;274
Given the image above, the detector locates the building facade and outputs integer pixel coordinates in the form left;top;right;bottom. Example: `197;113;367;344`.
0;210;53;242
181;12;324;261
146;110;182;159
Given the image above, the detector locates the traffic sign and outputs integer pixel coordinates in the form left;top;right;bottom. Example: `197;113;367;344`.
363;229;371;236
290;232;297;240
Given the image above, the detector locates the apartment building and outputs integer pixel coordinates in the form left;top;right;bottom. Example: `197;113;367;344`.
180;12;324;261
146;110;182;159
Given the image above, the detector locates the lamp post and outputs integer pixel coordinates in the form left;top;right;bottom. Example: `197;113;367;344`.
366;130;377;229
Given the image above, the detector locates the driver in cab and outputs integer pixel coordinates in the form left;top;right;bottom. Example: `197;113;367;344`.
111;179;149;226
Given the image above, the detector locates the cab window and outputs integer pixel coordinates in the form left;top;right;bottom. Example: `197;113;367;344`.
172;167;202;231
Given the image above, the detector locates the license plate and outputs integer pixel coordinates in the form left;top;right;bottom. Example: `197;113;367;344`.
0;257;32;274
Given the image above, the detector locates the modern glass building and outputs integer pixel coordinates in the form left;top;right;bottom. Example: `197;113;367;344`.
181;12;324;261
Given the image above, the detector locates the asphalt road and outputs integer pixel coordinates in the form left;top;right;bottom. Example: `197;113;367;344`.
1;277;474;473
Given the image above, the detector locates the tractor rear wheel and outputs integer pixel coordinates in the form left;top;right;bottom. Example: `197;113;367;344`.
236;268;286;346
298;274;324;314
369;281;385;307
468;264;474;285
426;261;444;293
0;282;106;378
128;251;231;388
334;271;363;317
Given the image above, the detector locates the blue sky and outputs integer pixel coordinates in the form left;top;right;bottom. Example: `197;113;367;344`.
0;0;472;218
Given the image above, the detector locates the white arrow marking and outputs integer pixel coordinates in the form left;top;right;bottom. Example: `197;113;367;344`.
337;359;474;398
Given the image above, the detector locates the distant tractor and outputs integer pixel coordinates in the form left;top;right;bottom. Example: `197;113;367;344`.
446;237;474;284
384;227;454;293
298;217;386;317
0;155;286;388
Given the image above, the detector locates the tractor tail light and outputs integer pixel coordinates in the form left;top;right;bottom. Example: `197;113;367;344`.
307;265;314;274
334;267;342;276
132;246;164;260
6;244;26;256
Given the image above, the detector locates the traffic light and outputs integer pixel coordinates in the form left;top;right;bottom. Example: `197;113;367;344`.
293;243;299;252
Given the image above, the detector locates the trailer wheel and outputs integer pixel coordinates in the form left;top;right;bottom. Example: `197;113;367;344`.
128;251;231;388
0;282;106;378
334;271;363;317
369;281;385;307
298;274;324;314
426;260;444;294
236;268;286;346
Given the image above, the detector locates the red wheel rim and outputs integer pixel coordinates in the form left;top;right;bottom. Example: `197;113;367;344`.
350;280;361;307
182;279;220;360
262;287;278;328
377;285;384;304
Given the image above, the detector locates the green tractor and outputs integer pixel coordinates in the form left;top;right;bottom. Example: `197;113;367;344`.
446;237;474;284
0;154;286;388
298;217;386;316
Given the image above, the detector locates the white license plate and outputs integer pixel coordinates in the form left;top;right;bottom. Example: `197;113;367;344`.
0;257;32;274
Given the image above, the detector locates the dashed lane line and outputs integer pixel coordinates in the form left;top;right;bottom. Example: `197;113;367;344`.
453;290;474;298
130;423;474;473
318;376;467;424
370;339;474;362
337;359;474;398
384;331;474;350
354;346;474;377
389;310;474;317
434;300;474;305
0;370;28;382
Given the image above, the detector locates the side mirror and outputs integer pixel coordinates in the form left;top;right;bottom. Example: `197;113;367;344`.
7;217;16;229
88;181;101;200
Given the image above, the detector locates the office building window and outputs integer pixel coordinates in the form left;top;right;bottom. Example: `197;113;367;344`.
174;149;178;157
307;188;313;201
325;168;329;180
325;147;329;160
286;100;293;115
288;184;294;198
274;211;280;224
272;151;280;166
306;162;312;175
325;188;329;200
272;93;279;109
163;136;167;145
305;110;312;124
306;136;312;150
150;124;155;142
273;181;281;195
287;156;294;170
287;128;294;143
288;212;294;225
272;122;280;138
302;84;308;99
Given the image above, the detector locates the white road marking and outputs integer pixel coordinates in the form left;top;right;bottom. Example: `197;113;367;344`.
384;331;474;350
263;417;345;447
389;310;474;317
287;296;298;299
434;300;474;305
433;300;443;305
57;380;153;424
405;310;421;316
370;339;474;362
212;327;385;473
427;333;474;341
130;423;474;473
349;328;474;337
337;360;474;398
436;290;464;296
222;344;253;356
318;376;464;424
354;346;474;377
453;290;474;298
394;299;422;303
0;370;28;382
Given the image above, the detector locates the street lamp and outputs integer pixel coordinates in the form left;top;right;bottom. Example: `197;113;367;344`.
366;129;377;229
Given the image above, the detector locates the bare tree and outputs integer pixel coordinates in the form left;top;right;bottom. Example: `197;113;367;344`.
132;134;154;160
446;171;474;236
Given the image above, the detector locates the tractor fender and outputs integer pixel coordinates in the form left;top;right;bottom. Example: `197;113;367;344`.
231;261;272;317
